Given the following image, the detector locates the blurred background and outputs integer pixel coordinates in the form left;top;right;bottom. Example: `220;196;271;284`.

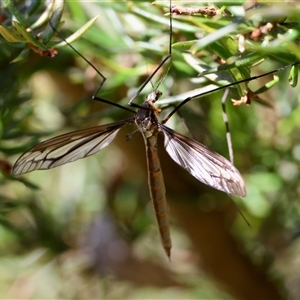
1;0;300;299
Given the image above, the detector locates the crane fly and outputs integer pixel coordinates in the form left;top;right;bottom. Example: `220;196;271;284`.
12;87;246;259
16;0;300;259
11;0;249;259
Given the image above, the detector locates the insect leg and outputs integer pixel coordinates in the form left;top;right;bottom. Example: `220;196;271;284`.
221;88;234;164
49;20;135;114
162;61;300;125
128;1;173;109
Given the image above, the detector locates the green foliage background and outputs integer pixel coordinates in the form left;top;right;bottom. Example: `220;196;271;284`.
1;1;300;299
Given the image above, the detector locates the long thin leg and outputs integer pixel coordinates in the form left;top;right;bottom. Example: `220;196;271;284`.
128;0;173;109
49;22;135;114
162;61;300;124
161;102;198;140
51;2;173;113
221;88;234;164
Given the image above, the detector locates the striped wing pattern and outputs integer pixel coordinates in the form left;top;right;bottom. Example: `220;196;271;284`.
12;119;133;176
160;124;246;197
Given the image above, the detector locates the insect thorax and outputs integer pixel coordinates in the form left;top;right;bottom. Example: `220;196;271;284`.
135;102;160;137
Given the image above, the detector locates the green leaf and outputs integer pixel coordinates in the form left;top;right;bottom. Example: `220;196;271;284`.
191;21;242;53
41;0;65;44
10;48;30;63
172;40;197;51
54;15;100;48
13;21;47;50
0;25;26;43
253;75;279;94
289;64;298;87
2;0;29;27
30;1;56;30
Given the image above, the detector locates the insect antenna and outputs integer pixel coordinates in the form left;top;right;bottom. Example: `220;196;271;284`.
148;65;166;93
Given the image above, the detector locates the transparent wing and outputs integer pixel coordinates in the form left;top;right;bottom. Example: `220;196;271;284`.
12;119;133;175
160;124;246;197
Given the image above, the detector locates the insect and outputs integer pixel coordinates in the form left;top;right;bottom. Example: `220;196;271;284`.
12;86;247;259
12;1;252;259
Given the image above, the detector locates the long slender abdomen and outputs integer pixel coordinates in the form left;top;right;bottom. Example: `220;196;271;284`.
144;135;171;259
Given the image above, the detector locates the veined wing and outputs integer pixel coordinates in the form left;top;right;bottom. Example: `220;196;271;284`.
159;124;246;197
12;119;134;176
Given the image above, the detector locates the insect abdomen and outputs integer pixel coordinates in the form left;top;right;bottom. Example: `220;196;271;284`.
144;134;171;258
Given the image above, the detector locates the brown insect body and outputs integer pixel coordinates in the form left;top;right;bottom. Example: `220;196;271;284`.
12;89;246;259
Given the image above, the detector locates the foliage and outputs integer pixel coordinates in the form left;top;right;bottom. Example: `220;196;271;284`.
1;0;300;299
